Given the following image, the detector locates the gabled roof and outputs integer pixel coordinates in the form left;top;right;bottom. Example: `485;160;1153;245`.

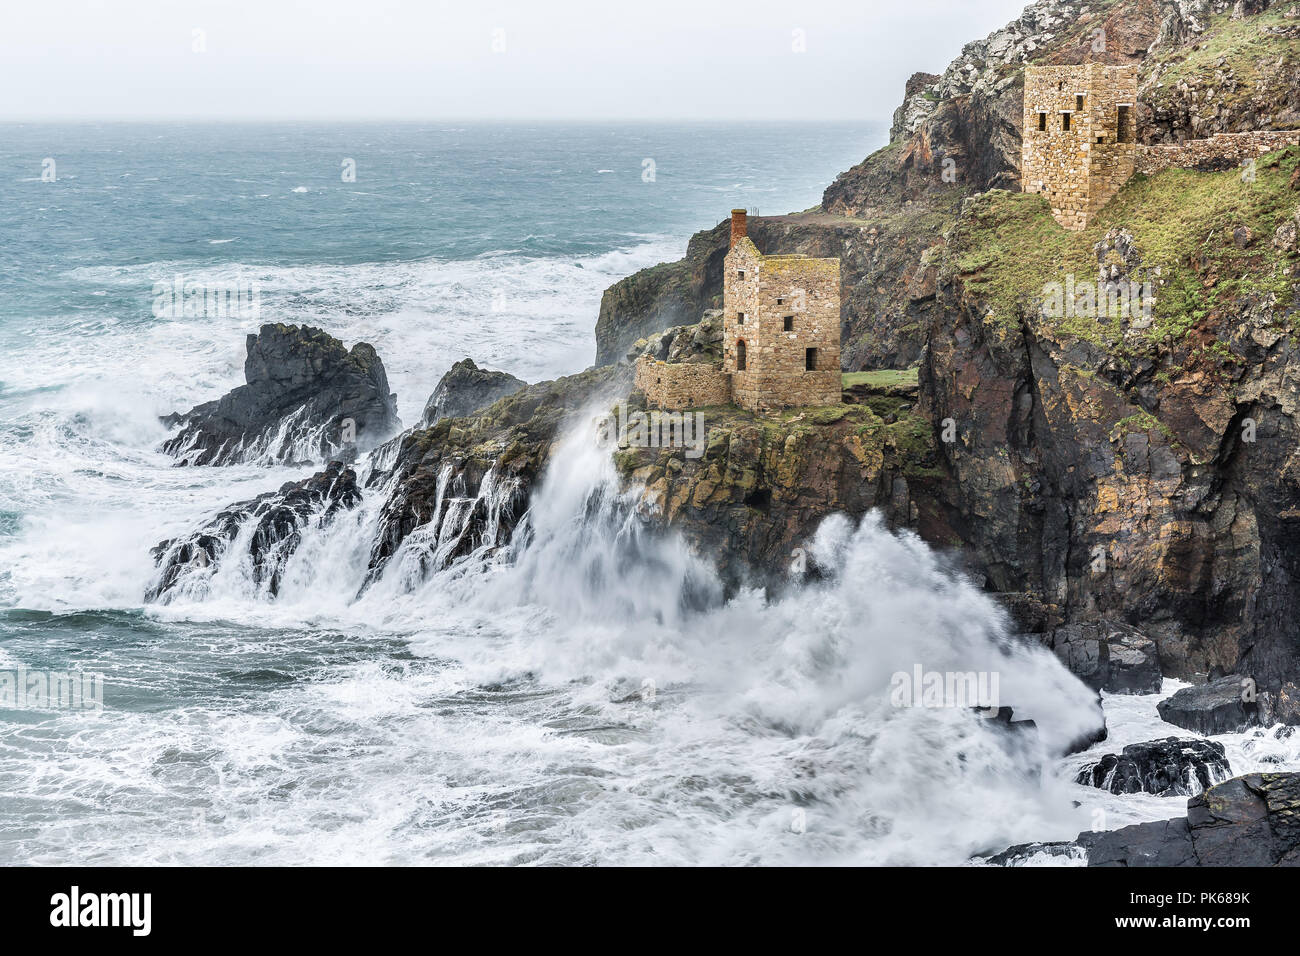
726;236;837;268
727;236;761;258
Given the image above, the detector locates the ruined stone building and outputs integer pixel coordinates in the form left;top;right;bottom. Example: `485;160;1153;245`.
636;210;842;412
1023;64;1300;231
1021;64;1139;231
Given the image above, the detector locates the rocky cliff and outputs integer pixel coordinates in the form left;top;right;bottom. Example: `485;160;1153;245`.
583;0;1300;700
926;149;1300;693
610;391;941;589
149;365;631;601
420;358;526;427
161;323;400;466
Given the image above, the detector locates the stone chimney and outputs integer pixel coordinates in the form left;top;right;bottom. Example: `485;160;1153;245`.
730;209;748;247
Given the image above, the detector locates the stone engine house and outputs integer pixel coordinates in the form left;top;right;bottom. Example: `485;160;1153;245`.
1021;63;1138;231
636;209;842;412
1022;64;1300;230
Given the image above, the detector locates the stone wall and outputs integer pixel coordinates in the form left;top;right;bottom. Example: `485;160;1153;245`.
740;256;841;411
1022;66;1088;229
1021;64;1138;231
723;234;842;412
733;369;843;411
635;356;731;410
723;239;762;380
1136;130;1300;175
1084;65;1138;223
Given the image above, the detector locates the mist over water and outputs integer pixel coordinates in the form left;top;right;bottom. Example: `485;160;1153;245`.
4;121;1287;865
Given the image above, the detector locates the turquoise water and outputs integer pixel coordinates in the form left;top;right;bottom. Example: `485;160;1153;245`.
1;122;879;323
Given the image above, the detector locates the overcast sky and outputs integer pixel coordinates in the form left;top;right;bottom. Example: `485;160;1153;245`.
1;0;1029;121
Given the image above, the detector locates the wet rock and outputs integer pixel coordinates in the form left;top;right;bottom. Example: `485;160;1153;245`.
1179;774;1282;865
147;461;362;601
994;592;1063;634
1050;621;1163;695
982;841;1085;866
421;358;525;427
607;398;942;592
151;362;632;602
1261;681;1300;726
365;365;630;580
1157;675;1262;735
1075;737;1231;796
1059;692;1111;756
989;772;1300;866
161;324;400;466
1077;817;1198;867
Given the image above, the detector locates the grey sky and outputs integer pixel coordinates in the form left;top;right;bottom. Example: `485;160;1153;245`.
2;0;1029;121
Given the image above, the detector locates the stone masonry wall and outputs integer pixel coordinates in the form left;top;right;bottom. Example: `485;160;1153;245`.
723;239;763;379
1136;130;1300;175
636;356;731;410
733;369;843;411
1022;64;1138;231
735;257;842;411
1084;65;1138;223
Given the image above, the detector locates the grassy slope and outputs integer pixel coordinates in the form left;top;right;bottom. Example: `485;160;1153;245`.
828;0;1296;365
950;146;1299;358
1143;4;1300;113
842;368;920;388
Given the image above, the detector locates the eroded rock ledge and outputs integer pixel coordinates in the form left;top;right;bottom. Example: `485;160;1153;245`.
420;358;525;427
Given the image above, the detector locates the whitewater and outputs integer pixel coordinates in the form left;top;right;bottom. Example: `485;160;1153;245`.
3;122;1298;865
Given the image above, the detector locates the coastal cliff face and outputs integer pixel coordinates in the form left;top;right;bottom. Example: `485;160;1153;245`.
925;146;1300;689
610;393;944;589
364;366;627;577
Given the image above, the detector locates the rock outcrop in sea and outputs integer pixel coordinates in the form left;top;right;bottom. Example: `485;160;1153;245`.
161;323;400;466
147;460;362;601
1074;737;1232;795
